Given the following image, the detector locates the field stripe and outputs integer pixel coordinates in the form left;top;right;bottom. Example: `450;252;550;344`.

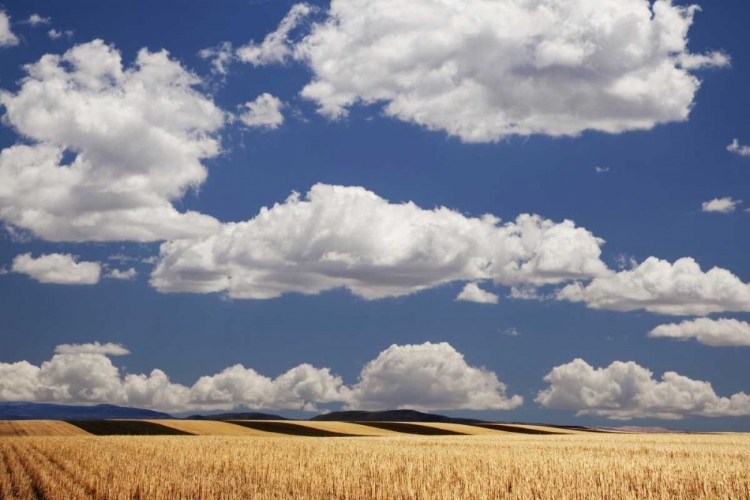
143;420;279;437
355;422;466;436
226;421;359;437
404;423;512;435
0;420;90;437
472;424;565;435
285;421;402;436
65;420;194;436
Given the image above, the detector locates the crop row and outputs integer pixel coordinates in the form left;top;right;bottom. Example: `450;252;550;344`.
0;433;748;499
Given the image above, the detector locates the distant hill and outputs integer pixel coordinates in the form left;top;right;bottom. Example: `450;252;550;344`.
187;412;287;421
0;402;173;420
311;409;485;424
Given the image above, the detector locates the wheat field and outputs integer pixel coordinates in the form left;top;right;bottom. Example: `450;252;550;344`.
0;421;89;438
1;432;749;499
140;420;279;437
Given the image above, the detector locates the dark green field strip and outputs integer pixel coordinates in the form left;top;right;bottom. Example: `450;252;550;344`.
472;424;562;435
227;421;358;437
356;422;466;436
65;420;193;436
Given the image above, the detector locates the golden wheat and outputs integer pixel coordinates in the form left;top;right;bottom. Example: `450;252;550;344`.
270;420;403;436
140;420;278;436
0;433;748;499
0;421;90;437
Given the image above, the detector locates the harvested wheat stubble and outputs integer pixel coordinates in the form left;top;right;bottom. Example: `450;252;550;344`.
141;420;279;437
404;423;511;436
65;420;193;436
472;423;566;435
1;433;748;500
0;421;90;437
356;422;466;435
280;421;403;436
227;420;358;437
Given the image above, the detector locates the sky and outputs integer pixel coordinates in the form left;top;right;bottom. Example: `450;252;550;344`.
0;0;749;430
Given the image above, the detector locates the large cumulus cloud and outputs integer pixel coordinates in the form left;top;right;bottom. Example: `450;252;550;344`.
246;0;728;142
557;257;750;316
536;358;750;420
150;183;610;300
0;40;225;242
0;341;521;413
10;253;101;285
346;342;522;411
649;318;750;347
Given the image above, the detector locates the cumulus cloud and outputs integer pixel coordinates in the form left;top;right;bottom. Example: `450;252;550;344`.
702;197;741;213
151;184;610;300
247;0;730;142
11;253;101;285
0;11;18;46
595;166;610;174
54;342;130;356
236;4;314;66
536;358;750;420
0;341;518;413
47;29;73;40
26;14;51;26
557;257;750;316
727;139;750;157
0;40;224;242
198;41;234;75
346;343;522;411
239;93;285;129
649;318;750;347
105;268;137;280
456;282;499;304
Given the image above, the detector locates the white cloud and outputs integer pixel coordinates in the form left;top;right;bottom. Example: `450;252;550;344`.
508;285;551;301
536;358;750;420
239;93;285;129
649;318;750;347
54;342;130;356
236;4;314;66
456;282;499;304
0;341;518;413
198;41;234;75
0;11;18;46
47;28;73;40
346;342;522;411
151;183;610;300
109;254;157;265
501;327;520;337
11;253;101;285
0;40;224;242
702;197;741;213
260;0;731;142
595;166;610;174
727;139;750;157
105;267;137;280
27;14;51;26
557;257;750;316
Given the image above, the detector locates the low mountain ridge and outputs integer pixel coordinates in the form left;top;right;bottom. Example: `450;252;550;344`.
311;409;485;424
187;412;287;421
0;402;173;420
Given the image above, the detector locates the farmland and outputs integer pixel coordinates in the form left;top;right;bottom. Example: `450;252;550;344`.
1;426;749;499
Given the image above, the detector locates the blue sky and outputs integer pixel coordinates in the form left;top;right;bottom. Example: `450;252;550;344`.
1;0;749;430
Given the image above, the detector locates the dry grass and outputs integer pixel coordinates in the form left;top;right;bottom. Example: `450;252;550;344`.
280;421;403;436
400;423;510;436
142;420;278;437
1;433;748;499
0;421;89;438
481;424;588;435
